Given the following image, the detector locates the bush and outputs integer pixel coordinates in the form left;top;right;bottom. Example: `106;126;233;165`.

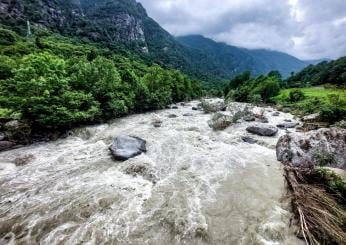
320;94;346;123
0;28;17;45
251;76;280;102
0;55;16;80
288;89;305;102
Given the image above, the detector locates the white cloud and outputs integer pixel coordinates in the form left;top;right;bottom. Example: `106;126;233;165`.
138;0;346;59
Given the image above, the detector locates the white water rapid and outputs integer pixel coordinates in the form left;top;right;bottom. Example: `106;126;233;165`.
0;100;304;245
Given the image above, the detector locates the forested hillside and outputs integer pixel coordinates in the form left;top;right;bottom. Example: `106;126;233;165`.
286;56;346;87
0;0;308;85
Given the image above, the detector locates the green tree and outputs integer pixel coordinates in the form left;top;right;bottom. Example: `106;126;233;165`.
69;56;130;118
0;52;100;128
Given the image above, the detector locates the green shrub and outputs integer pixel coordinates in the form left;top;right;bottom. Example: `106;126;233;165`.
0;28;17;45
288;89;305;102
0;55;16;80
320;94;346;123
251;76;280;102
314;151;337;166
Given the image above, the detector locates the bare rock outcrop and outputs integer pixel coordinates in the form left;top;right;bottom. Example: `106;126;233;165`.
276;128;346;169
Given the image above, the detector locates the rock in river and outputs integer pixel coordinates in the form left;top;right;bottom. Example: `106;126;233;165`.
276;122;299;129
109;135;147;161
208;112;232;130
246;124;278;136
201;99;227;113
276;128;346;169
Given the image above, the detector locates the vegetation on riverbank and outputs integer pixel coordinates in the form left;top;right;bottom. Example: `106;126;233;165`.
284;166;346;245
223;58;346;125
0;27;203;129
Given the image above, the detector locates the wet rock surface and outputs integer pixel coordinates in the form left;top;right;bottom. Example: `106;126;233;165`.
246;124;279;136
201;99;226;113
276;128;346;169
277;122;299;129
208;112;233;130
109;135;147;161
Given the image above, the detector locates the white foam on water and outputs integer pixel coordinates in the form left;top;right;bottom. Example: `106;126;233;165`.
0;100;303;245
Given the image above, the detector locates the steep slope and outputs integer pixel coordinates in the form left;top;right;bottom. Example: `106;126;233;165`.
0;0;228;85
0;0;308;85
177;35;308;78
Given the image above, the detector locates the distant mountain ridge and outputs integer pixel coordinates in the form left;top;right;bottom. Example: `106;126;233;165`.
177;35;308;78
0;0;309;84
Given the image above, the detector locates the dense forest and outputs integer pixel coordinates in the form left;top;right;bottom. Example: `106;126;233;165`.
0;27;202;129
286;57;346;87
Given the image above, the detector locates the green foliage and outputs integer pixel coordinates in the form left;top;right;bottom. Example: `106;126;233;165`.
225;71;280;103
0;52;100;128
288;89;305;102
0;27;202;129
314;152;337;167
69;56;130;118
0;28;17;45
320;94;346;123
0;55;16;80
286;57;346;87
317;167;346;199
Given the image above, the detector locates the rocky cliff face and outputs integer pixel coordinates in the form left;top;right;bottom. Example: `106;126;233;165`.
0;0;148;50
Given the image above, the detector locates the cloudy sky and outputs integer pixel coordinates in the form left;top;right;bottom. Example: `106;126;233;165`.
138;0;346;60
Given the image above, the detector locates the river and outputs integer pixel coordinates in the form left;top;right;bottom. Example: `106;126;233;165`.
0;100;303;245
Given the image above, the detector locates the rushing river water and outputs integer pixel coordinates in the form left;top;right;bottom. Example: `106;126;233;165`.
0;100;304;245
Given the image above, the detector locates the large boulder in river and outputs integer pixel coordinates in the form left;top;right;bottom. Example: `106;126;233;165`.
246;124;278;136
201;99;226;113
276;128;346;169
208;112;232;130
109;135;147;161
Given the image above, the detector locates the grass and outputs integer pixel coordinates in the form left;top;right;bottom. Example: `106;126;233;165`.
275;86;346;103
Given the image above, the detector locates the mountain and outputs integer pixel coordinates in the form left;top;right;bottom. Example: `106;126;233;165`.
0;0;308;85
177;35;308;78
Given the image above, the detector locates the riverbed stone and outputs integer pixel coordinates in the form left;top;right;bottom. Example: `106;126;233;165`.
123;160;159;184
109;135;147;161
0;141;15;151
4;120;31;144
201;99;227;113
152;118;163;128
183;113;193;117
246;124;278;136
272;112;280;116
208;112;232;130
276;128;346;169
241;136;257;144
168;114;178;118
14;154;35;166
277;122;299;129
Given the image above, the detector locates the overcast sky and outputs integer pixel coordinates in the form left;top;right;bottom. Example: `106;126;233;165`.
138;0;346;60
